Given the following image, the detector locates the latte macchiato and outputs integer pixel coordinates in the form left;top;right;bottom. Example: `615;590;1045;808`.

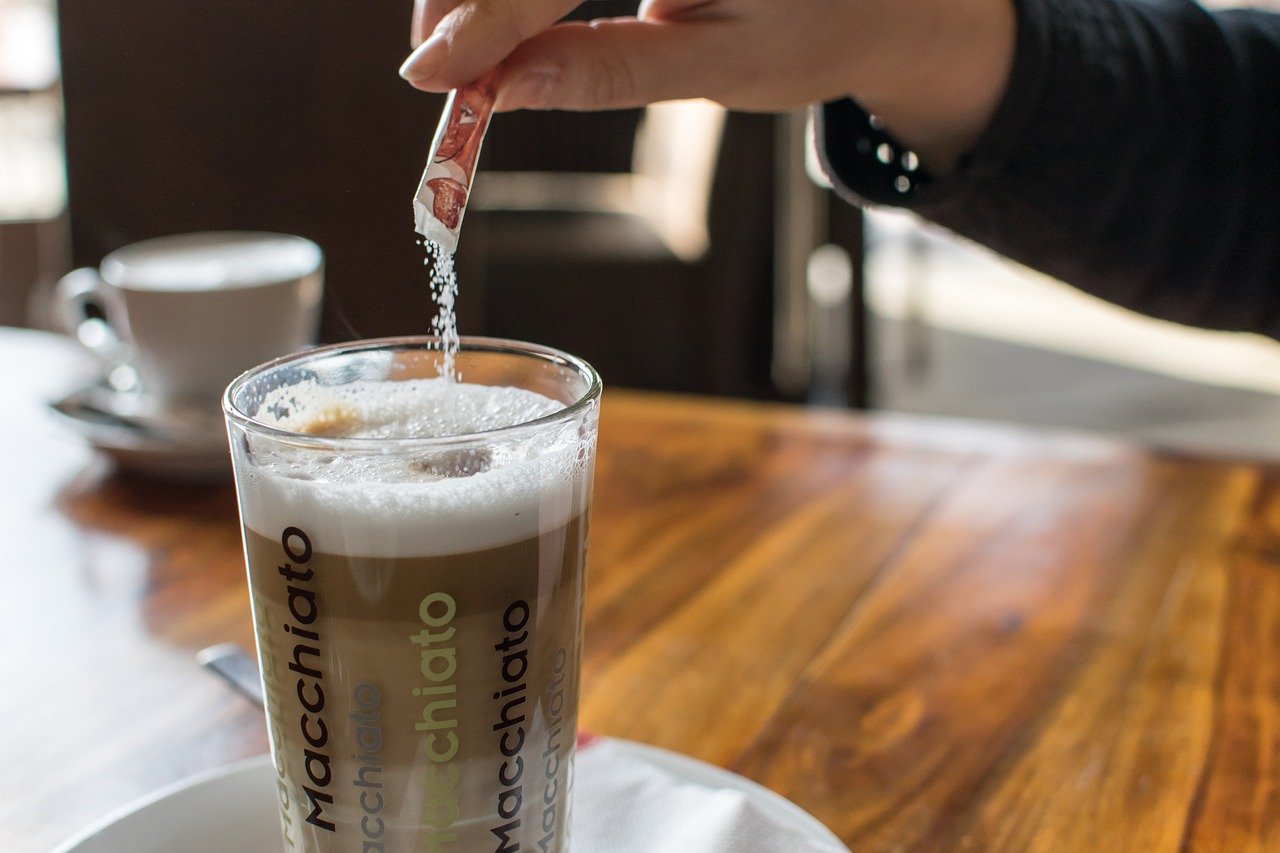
226;341;600;853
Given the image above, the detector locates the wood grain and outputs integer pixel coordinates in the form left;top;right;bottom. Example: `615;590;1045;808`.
3;332;1280;851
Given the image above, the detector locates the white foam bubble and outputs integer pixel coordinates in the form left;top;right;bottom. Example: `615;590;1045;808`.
237;378;594;557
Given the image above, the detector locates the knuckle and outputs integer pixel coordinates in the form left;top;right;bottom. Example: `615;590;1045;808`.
587;46;640;108
486;0;538;42
464;0;525;48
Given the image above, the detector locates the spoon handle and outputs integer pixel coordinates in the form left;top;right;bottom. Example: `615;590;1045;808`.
198;642;265;707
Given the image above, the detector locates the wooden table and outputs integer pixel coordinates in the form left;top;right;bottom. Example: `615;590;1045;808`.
3;326;1278;851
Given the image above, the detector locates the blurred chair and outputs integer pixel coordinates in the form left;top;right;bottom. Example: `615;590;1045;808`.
459;99;867;400
474;99;725;264
57;0;865;400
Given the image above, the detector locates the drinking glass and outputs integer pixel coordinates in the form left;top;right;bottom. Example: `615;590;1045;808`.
224;337;601;852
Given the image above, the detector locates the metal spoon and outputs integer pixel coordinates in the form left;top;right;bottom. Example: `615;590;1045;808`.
197;643;264;707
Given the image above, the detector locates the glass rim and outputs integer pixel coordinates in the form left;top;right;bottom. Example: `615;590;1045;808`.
222;335;602;451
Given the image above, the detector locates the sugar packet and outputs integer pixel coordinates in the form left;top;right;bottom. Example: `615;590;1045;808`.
413;69;499;253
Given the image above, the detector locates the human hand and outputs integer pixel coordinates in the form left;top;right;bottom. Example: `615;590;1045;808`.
400;0;1015;173
400;0;880;113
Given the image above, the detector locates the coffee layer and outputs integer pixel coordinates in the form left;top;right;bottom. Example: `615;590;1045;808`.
246;519;584;853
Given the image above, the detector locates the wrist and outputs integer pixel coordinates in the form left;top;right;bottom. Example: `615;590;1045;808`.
840;0;1016;174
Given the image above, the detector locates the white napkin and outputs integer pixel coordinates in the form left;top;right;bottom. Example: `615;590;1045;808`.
571;737;848;852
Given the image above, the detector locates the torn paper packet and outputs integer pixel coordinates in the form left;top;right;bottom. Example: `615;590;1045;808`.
413;70;498;253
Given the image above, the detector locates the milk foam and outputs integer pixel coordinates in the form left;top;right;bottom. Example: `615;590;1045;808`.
238;378;592;557
108;234;321;291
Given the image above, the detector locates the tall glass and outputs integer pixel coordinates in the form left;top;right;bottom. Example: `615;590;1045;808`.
223;337;601;852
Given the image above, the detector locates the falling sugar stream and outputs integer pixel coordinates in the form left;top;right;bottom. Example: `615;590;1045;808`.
425;240;461;382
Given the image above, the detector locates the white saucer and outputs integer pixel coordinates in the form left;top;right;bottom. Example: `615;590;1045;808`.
53;742;847;852
48;382;231;481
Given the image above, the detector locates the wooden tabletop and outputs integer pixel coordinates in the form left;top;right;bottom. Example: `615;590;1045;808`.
3;326;1278;851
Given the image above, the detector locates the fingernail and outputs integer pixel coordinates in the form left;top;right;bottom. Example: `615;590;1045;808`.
399;33;448;82
498;70;557;110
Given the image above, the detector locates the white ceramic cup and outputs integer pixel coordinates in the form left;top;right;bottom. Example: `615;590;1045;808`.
54;232;324;402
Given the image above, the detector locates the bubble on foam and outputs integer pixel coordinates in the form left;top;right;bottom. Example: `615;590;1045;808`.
240;379;594;557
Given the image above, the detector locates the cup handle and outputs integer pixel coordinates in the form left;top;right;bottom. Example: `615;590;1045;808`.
52;267;128;365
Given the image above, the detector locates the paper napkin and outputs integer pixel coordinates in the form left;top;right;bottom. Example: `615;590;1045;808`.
571;736;848;852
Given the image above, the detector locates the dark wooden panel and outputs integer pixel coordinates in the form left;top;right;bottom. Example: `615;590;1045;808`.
60;1;449;342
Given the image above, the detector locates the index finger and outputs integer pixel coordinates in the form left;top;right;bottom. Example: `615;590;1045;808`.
405;0;585;90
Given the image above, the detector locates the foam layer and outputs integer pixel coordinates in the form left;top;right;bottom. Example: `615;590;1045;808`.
236;378;593;557
107;233;321;291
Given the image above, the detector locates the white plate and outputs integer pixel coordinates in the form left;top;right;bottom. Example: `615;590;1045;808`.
54;741;847;852
51;755;278;853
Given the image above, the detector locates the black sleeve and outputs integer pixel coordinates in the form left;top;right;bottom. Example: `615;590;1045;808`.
816;0;1280;337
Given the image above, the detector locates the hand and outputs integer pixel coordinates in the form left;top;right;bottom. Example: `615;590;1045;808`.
401;0;1015;172
402;0;881;113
